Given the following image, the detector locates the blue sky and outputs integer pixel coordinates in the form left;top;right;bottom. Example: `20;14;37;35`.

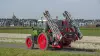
0;0;100;19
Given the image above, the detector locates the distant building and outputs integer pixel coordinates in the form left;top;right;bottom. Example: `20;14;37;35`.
0;14;38;27
73;19;100;27
0;14;100;27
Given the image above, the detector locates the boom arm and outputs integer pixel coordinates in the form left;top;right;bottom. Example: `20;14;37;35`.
43;11;62;41
63;11;73;24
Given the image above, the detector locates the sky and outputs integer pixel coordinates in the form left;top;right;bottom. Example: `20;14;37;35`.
0;0;100;19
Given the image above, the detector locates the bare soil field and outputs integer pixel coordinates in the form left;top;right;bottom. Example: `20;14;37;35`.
71;36;100;49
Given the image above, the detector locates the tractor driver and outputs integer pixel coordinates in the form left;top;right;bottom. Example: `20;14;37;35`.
31;27;38;43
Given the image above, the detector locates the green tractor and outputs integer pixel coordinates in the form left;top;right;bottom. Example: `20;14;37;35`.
25;10;83;50
26;19;48;49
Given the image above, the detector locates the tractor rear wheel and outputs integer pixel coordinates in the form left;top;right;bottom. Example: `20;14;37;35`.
37;32;48;50
26;36;34;49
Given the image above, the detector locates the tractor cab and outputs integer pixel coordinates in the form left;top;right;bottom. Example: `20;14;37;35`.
37;19;47;29
32;19;47;35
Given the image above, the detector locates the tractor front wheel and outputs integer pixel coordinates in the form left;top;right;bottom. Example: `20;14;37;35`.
26;36;34;49
37;32;48;50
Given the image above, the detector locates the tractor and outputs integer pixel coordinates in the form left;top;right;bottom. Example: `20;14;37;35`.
25;10;83;50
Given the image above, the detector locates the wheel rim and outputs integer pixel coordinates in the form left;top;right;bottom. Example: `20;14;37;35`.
38;33;47;50
26;37;32;48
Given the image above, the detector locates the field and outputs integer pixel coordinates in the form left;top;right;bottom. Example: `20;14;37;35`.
0;27;100;36
80;27;100;36
0;27;100;56
0;47;99;56
0;27;32;34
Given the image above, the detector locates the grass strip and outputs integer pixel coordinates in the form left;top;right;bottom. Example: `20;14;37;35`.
0;47;98;56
